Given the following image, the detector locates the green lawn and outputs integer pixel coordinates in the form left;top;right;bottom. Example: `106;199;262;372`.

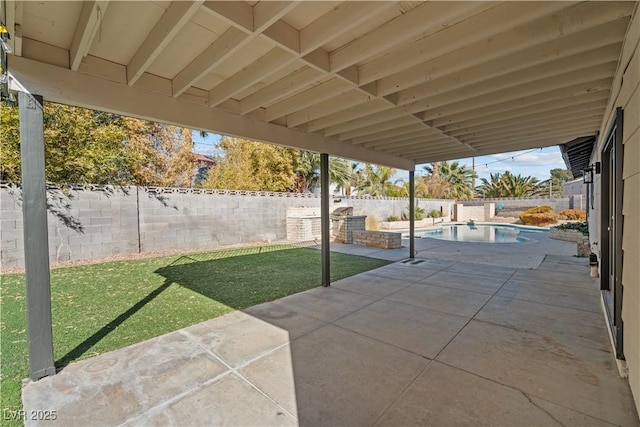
0;245;389;426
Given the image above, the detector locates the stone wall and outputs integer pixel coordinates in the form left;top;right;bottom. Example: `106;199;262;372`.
333;216;366;244
352;230;402;249
549;228;590;257
286;207;321;241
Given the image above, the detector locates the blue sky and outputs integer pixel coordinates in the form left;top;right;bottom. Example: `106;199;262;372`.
193;132;567;183
415;146;567;182
193;132;222;156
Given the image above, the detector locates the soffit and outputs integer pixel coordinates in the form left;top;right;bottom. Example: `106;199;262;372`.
5;1;638;170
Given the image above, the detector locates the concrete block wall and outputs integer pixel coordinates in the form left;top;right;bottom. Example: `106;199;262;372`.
0;184;571;270
484;203;496;220
341;197;454;222
0;187;23;270
569;195;585;210
1;185;139;270
1;186;324;269
478;197;571;212
563;179;587;197
136;189;318;252
352;230;402;249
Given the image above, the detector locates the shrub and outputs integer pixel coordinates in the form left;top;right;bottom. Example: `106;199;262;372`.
522;205;553;215
557;209;587;221
402;205;425;221
554;221;588;235
519;206;556;225
519;212;558;226
427;209;442;218
385;215;401;222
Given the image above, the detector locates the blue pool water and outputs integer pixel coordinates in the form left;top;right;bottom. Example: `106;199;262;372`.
403;223;547;243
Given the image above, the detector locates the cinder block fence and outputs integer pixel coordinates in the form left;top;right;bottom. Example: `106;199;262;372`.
1;182;572;269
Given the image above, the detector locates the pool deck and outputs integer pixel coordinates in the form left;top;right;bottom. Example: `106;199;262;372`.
21;234;639;426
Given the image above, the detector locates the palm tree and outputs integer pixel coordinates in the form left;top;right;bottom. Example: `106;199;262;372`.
439;161;476;199
476;172;505;198
503;172;540;197
357;164;397;196
294;151;354;193
476;171;541;197
386;178;410;197
421;160;475;199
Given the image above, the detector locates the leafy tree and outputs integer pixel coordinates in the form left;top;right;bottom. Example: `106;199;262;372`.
550;168;573;183
1;101;197;186
125;119;196;187
476;171;542;197
0;101;22;181
1;101;130;184
539;168;573;196
203;137;298;192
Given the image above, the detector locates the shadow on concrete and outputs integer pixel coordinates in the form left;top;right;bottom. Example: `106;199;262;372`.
25;248;640;426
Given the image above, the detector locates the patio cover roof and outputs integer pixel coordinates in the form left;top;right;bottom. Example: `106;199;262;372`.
3;1;638;170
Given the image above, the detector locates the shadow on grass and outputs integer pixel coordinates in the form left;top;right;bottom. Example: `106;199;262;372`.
154;246;326;310
55;242;321;369
56;279;173;368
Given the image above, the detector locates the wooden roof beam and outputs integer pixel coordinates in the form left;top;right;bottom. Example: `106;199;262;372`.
360;1;577;86
127;1;204;86
239;66;322;114
171;27;249;98
421;64;617;122
430;82;612;128
2;0;23;56
447;103;606;138
69;1;110;71
330;1;498;71
374;3;633;96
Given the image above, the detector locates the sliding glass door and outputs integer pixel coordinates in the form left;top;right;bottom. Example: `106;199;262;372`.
600;107;624;360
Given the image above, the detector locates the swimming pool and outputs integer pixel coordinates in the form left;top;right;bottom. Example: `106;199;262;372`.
402;223;547;243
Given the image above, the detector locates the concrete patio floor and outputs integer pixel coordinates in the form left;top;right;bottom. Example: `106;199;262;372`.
22;234;639;426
